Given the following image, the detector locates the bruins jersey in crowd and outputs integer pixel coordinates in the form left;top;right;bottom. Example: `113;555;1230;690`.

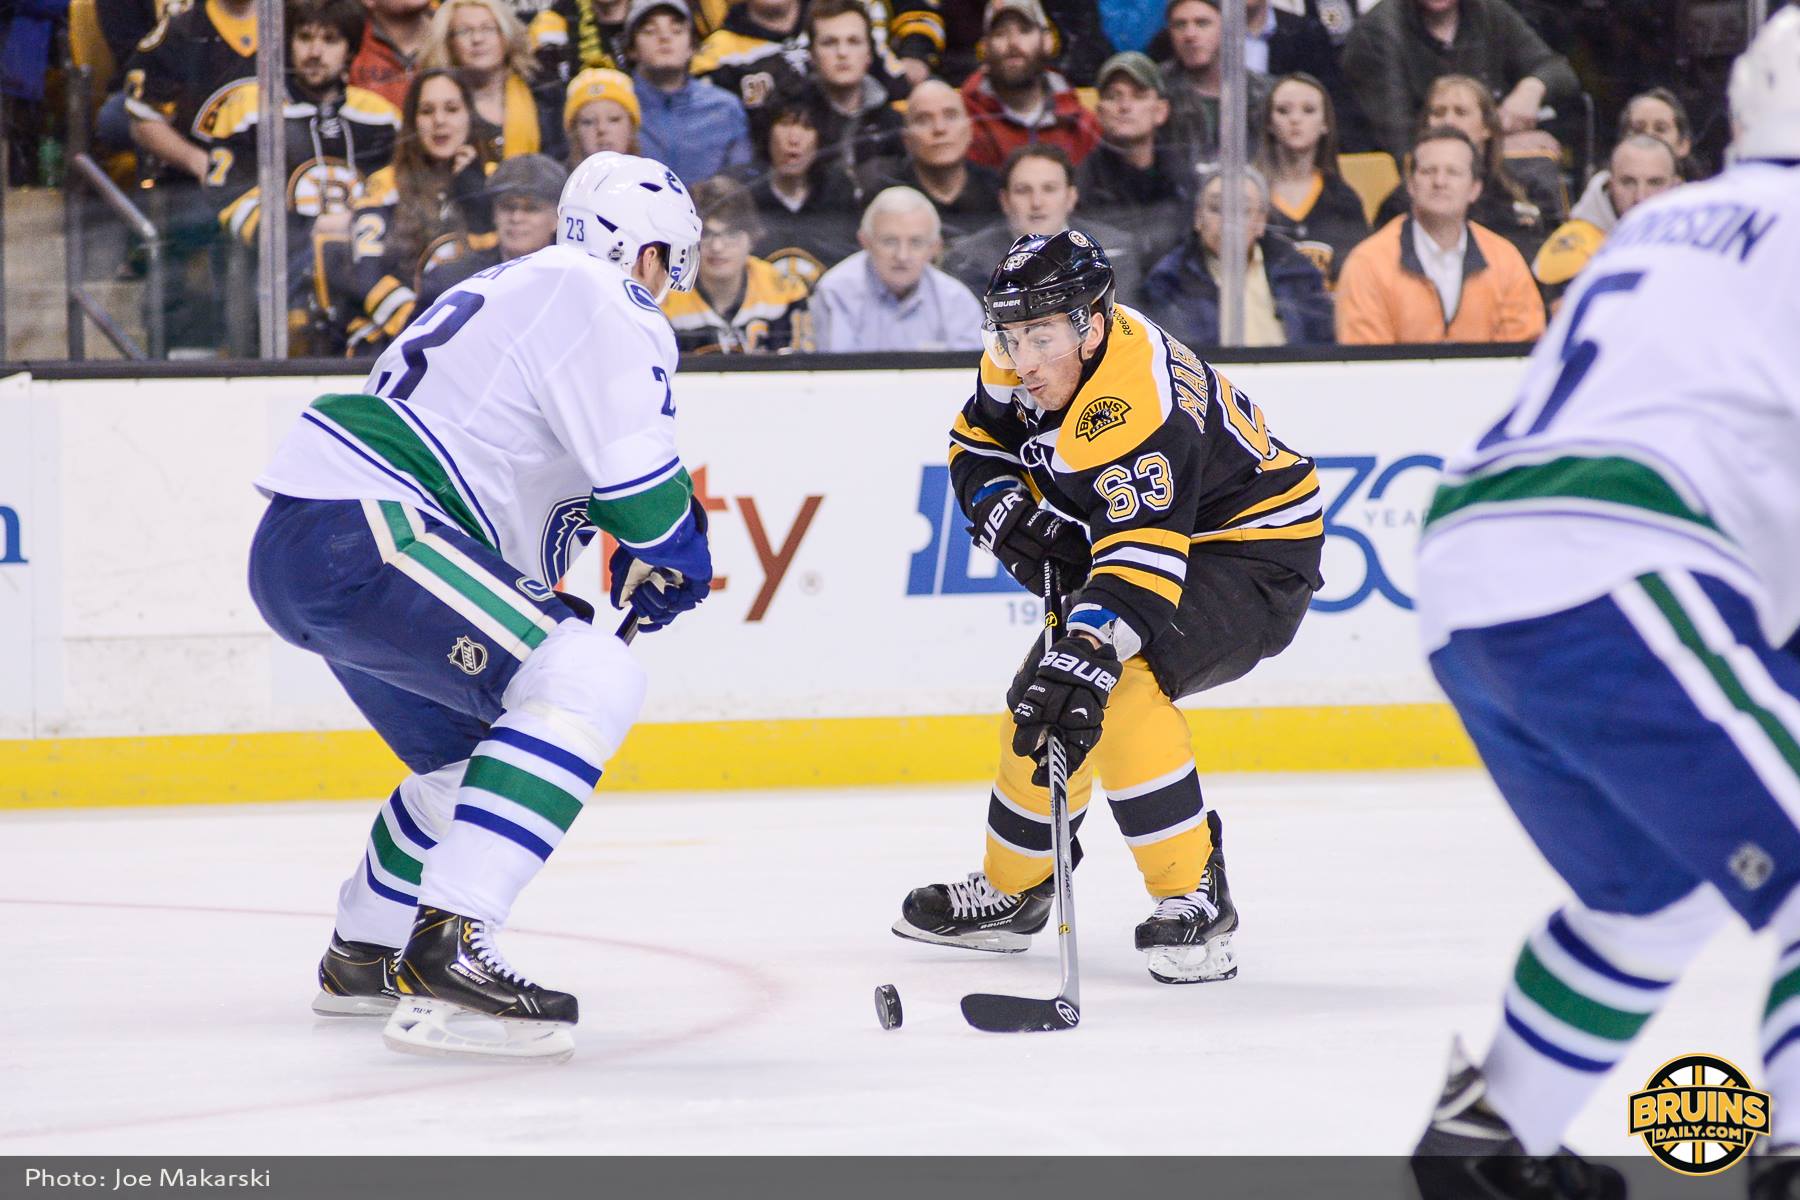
661;256;814;354
209;83;401;247
323;161;498;354
123;0;258;182
949;304;1323;661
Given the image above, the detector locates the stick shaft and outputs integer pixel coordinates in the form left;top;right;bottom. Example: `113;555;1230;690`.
1041;562;1080;1007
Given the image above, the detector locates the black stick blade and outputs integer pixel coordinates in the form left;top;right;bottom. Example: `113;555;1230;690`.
960;992;1080;1033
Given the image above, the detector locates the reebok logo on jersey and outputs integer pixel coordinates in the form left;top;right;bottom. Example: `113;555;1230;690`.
1074;396;1130;442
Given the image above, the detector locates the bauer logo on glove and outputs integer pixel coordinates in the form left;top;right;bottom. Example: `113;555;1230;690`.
1007;634;1122;783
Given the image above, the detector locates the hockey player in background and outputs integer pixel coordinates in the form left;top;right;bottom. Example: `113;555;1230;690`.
247;152;707;1062
891;231;1323;983
1410;12;1800;1195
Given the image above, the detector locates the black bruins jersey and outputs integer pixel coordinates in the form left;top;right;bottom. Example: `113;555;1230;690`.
123;0;258;181
210;83;402;246
949;304;1323;652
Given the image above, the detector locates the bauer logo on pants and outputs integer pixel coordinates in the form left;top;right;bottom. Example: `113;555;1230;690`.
1627;1053;1769;1174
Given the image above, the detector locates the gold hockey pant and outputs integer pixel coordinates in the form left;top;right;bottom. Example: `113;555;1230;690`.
983;658;1211;899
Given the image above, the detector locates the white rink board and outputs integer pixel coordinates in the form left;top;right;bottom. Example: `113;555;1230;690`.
0;357;1517;739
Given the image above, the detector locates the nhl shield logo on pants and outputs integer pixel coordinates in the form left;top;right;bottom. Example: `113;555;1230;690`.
448;636;489;675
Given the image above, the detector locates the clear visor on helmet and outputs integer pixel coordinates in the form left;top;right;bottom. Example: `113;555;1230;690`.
981;310;1089;373
661;238;701;300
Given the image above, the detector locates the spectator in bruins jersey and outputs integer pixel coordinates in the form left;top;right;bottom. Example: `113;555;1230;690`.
661;176;813;353
349;0;431;108
853;79;1000;244
564;66;640;164
689;0;805;111
1532;133;1679;308
810;185;984;351
1371;75;1565;266
893;230;1322;985
961;0;1103;172
1074;52;1192;273
205;0;402;354
419;0;566;161
1254;72;1368;285
1141;166;1334;349
529;0;631;94
944;145;1140;308
416;154;567;308
628;0;752;185
744;97;861;291
330;67;498;353
123;0;259;348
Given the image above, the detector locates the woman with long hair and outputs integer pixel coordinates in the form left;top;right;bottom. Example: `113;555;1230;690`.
1376;73;1567;263
336;68;498;352
420;0;565;160
1255;72;1369;285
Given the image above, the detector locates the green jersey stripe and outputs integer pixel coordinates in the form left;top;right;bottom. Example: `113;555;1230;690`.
403;539;551;650
312;394;493;548
1640;574;1800;780
369;813;424;885
588;468;694;548
463;756;585;831
1424;455;1719;535
1514;944;1649;1041
1768;964;1800;1018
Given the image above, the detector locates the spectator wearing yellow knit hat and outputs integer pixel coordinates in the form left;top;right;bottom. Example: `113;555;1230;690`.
565;67;642;164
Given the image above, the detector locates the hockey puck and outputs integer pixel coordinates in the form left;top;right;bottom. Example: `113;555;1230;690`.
874;984;903;1030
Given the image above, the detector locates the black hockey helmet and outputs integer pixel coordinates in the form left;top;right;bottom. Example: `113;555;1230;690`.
981;229;1116;329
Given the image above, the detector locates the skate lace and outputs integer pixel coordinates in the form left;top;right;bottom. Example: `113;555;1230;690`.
467;922;537;989
945;872;1013;919
1151;875;1219;924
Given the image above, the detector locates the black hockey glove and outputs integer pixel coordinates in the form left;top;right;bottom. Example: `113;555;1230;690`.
1007;634;1121;786
968;486;1091;592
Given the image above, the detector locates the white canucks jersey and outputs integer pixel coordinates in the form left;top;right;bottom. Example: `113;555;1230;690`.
1418;161;1800;650
257;245;692;585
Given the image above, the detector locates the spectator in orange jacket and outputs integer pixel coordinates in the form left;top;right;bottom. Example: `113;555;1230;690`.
960;0;1102;170
1335;125;1544;345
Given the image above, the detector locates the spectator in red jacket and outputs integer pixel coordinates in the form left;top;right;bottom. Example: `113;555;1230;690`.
349;0;432;108
960;0;1102;171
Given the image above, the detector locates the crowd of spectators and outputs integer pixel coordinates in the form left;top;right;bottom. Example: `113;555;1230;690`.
15;0;1749;357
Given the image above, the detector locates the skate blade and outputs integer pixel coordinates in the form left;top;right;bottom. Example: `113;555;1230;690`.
311;990;398;1018
1145;935;1237;985
382;997;575;1063
890;919;1031;954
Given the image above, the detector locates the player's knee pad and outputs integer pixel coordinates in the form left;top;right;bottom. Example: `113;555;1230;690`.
1563;887;1731;978
500;619;647;765
398;760;466;838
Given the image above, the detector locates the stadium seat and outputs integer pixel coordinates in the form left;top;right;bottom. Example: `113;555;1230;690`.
1338;151;1400;226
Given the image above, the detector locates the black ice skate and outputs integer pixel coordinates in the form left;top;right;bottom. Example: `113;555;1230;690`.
1133;810;1237;983
311;931;401;1017
381;906;578;1062
892;871;1054;953
1412;1039;1623;1200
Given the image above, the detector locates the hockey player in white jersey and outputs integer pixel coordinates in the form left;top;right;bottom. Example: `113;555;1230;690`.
247;152;706;1062
1409;13;1800;1196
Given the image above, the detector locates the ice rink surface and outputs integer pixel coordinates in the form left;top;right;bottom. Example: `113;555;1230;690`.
2;770;1778;1155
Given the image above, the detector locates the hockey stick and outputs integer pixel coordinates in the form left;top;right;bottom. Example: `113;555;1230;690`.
615;610;641;645
960;561;1081;1033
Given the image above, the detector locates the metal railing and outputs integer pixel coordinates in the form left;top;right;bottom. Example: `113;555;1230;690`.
62;65;164;359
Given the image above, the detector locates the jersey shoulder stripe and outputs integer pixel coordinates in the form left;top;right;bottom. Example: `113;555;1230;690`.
1053;305;1173;474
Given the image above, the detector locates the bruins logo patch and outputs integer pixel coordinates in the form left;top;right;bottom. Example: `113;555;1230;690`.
1074;395;1130;441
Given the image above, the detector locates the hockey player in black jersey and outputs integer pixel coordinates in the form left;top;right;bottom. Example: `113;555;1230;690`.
893;230;1323;983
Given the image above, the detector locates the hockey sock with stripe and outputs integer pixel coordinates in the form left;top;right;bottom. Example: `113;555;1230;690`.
1761;929;1800;1142
334;762;463;947
1482;891;1725;1155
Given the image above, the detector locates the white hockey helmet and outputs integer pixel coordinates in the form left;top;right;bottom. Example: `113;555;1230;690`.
1731;7;1800;161
557;151;702;295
